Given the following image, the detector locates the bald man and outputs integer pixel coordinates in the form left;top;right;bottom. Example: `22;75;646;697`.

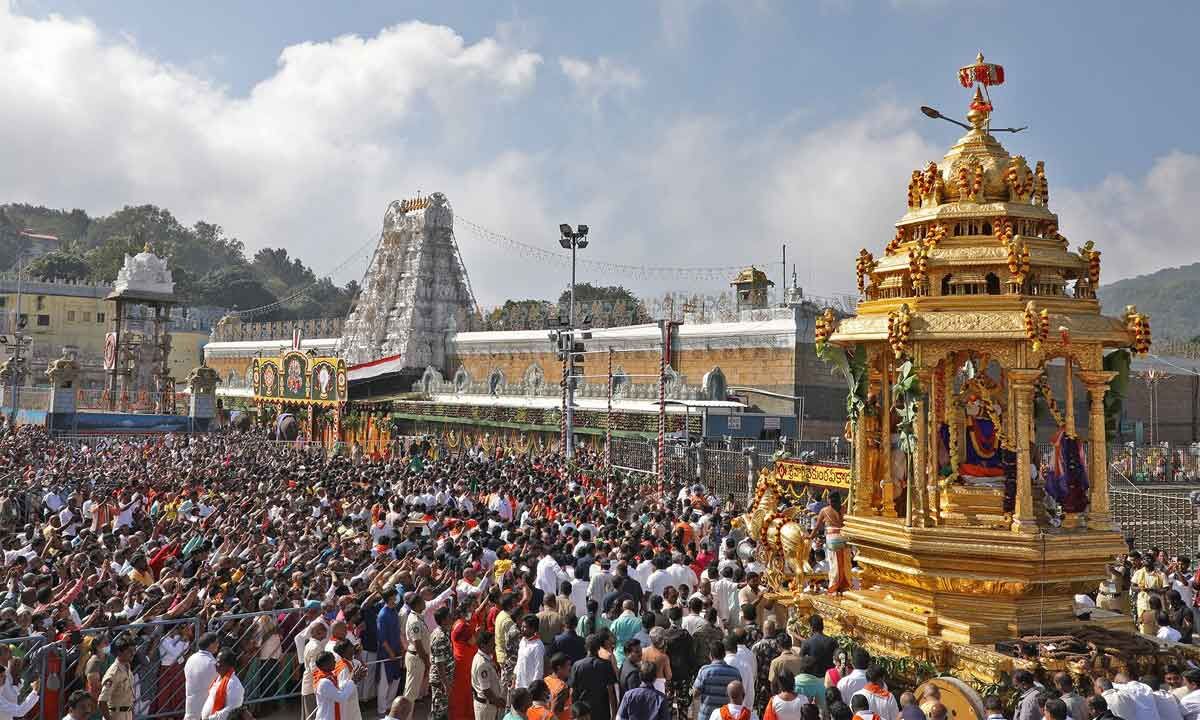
708;681;758;720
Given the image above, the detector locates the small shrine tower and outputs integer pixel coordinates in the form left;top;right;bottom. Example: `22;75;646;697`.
105;244;178;412
731;266;774;312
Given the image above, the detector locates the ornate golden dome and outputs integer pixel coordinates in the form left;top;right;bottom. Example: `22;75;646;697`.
834;52;1132;350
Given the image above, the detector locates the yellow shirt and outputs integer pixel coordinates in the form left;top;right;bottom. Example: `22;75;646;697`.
1131;567;1166;615
494;610;514;665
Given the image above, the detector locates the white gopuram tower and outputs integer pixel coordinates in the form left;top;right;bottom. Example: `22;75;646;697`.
339;192;476;374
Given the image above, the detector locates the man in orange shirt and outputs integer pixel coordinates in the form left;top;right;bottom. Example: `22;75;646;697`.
543;653;573;720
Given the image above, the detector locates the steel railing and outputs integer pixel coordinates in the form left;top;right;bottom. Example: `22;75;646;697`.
0;608;313;720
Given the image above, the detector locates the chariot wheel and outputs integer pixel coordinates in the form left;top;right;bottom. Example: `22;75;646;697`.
914;676;985;720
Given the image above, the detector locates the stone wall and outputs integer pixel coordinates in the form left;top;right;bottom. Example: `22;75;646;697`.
212;317;343;343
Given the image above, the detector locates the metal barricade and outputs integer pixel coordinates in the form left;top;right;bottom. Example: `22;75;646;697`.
43;618;203;720
1109;487;1200;557
701;447;753;502
2;610;317;720
610;437;656;473
206;607;309;712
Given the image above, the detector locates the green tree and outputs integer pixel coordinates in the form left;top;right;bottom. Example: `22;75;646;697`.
253;247;317;295
83;236;144;282
197;265;277;311
26;251;92;281
557;283;648;323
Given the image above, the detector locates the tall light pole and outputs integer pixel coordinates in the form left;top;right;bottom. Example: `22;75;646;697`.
1;249;30;427
558;223;589;460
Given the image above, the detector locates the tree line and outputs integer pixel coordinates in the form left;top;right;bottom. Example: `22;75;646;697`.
0;203;358;321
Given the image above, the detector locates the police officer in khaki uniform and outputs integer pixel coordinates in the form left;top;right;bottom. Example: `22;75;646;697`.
471;631;505;720
99;638;136;720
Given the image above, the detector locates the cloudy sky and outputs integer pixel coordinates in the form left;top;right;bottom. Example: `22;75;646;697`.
3;0;1198;306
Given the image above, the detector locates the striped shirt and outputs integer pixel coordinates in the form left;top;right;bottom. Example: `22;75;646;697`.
694;660;743;720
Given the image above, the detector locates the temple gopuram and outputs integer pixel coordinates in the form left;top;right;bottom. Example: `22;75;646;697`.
748;54;1172;695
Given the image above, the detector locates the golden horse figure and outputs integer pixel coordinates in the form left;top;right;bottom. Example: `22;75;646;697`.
734;475;813;593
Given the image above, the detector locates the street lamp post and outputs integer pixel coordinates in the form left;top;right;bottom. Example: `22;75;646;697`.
1;251;30;427
558;223;589;460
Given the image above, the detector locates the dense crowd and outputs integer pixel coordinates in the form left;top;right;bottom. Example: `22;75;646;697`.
0;426;1197;720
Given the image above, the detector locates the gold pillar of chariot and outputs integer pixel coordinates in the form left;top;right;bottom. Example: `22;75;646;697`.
799;53;1152;669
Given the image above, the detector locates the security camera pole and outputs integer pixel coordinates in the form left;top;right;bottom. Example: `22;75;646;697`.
1;249;30;427
556;223;589;460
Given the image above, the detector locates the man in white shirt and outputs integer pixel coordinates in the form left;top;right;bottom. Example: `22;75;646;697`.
708;680;758;720
332;639;364;720
589;559;615;607
42;489;63;514
681;598;706;634
303;622;331;720
0;663;37;720
200;651;243;720
723;633;756;713
58;505;77;537
1097;678;1139;720
183;633;220;720
851;667;899;720
634;556;656;591
711;568;739;624
568;571;592;619
294;604;327;667
1179;670;1200;720
837;651;870;702
314;651;364;720
667;555;699;596
1113;673;1165;720
536;552;570;600
513;615;545;689
1150;677;1185;720
647;558;674;601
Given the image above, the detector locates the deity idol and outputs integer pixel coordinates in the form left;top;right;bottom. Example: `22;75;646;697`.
938;387;1007;485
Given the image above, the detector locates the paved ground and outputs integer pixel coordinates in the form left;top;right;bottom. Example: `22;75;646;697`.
254;696;432;720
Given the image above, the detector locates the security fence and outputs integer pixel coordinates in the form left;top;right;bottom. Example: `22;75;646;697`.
0;608;311;720
610;437;754;500
1109;443;1200;484
207;608;309;708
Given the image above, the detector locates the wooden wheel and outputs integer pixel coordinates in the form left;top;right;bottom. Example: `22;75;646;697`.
915;676;985;720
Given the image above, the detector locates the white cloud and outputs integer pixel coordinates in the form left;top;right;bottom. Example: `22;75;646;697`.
0;5;544;299
1054;151;1200;283
558;56;643;109
2;2;1185;318
560;103;938;300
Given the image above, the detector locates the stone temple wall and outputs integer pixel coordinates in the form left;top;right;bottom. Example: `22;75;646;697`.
339;193;475;372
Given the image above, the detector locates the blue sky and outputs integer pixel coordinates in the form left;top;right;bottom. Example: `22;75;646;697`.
4;0;1199;305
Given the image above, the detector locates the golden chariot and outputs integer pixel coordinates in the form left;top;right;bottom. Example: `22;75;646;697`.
741;54;1180;706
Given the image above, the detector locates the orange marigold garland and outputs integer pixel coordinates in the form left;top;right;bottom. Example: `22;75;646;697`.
856;249;876;293
1023;301;1050;352
887;304;912;360
1123;305;1152;355
1079;241;1101;286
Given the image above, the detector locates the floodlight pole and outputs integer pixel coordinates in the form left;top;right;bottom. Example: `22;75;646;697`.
558;223;588;462
566;236;577;461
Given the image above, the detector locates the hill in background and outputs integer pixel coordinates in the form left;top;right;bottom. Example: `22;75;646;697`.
0;203;357;321
1098;263;1200;342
